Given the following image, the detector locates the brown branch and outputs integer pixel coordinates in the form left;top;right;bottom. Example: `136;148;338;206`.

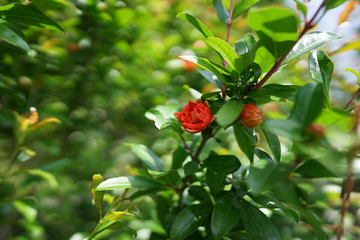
343;88;360;110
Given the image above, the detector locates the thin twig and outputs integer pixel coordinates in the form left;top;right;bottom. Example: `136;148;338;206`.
343;88;360;110
255;0;326;90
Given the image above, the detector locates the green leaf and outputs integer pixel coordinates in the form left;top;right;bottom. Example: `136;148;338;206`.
247;159;294;192
95;221;125;237
203;155;241;175
95;175;163;191
261;119;302;141
0;4;65;32
170;204;212;240
12;200;37;223
216;100;244;128
234;33;257;55
234;48;257;75
325;0;347;10
176;13;214;38
26;169;58;189
124;206;145;220
206;170;227;196
205;37;238;72
308;50;333;108
253;149;273;162
289;82;324;129
233;123;254;163
0;23;30;52
232;0;260;19
211;192;241;239
145;103;180;130
188;186;213;205
293;0;307;17
228;178;248;197
92;174;105;218
239;198;281;240
298;207;327;240
29;0;46;11
247;7;298;59
295;159;337;178
197;69;224;89
180;56;231;84
248;192;285;209
214;0;229;24
125;143;164;171
261;127;281;162
315;108;355;132
254;46;275;74
184;161;199;175
104;210;126;221
284;31;340;65
148;169;180;186
172;147;189;169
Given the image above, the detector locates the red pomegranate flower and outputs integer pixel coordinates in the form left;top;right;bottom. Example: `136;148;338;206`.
238;104;264;128
174;99;216;133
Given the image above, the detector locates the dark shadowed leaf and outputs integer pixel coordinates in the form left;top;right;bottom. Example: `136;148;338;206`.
295;159;337;178
172;147;189;169
170;204;212;240
233;123;254;163
188;186;213;205
148;169;180;186
184;161;199;175
203;155;241;175
261;127;281;162
206;170;227;196
211;192;241;238
239;198;281;240
244;84;299;105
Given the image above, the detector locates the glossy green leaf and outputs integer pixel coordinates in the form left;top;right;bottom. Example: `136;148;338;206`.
247;7;298;59
188;186;213;205
203;155;241;175
206;170;227;196
184;161;199;175
239;198;281;240
205;37;238;72
234;48;257;75
148;169;180;186
124;206;145;220
145;103;180;130
248;192;285;209
180;55;231;84
233;122;254;163
232;0;260;19
211;192;241;238
170;204;212;240
295;159;337;178
92;174;105;218
247;159;293;192
289;82;324;129
284;31;340;65
0;23;30;52
254;46;275;74
261;127;281;162
216;100;244;128
214;0;229;24
125;143;164;171
0;4;65;32
308;50;333;108
176;13;214;38
234;33;257;55
172;147;188;169
95;175;163;191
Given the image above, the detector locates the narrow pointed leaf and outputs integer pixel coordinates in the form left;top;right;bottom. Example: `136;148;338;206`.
239;198;281;240
176;13;214;38
92;174;105;218
232;0;260;19
205;37;238;72
29;0;46;11
170;204;212;240
197;69;224;89
261;127;281;162
0;23;30;52
214;0;229;23
95;176;163;191
211;192;241;238
0;4;65;32
104;210;126;221
233;122;254;163
308;50;333;108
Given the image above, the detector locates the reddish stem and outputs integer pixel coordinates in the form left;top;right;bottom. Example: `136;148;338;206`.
343;88;360;110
